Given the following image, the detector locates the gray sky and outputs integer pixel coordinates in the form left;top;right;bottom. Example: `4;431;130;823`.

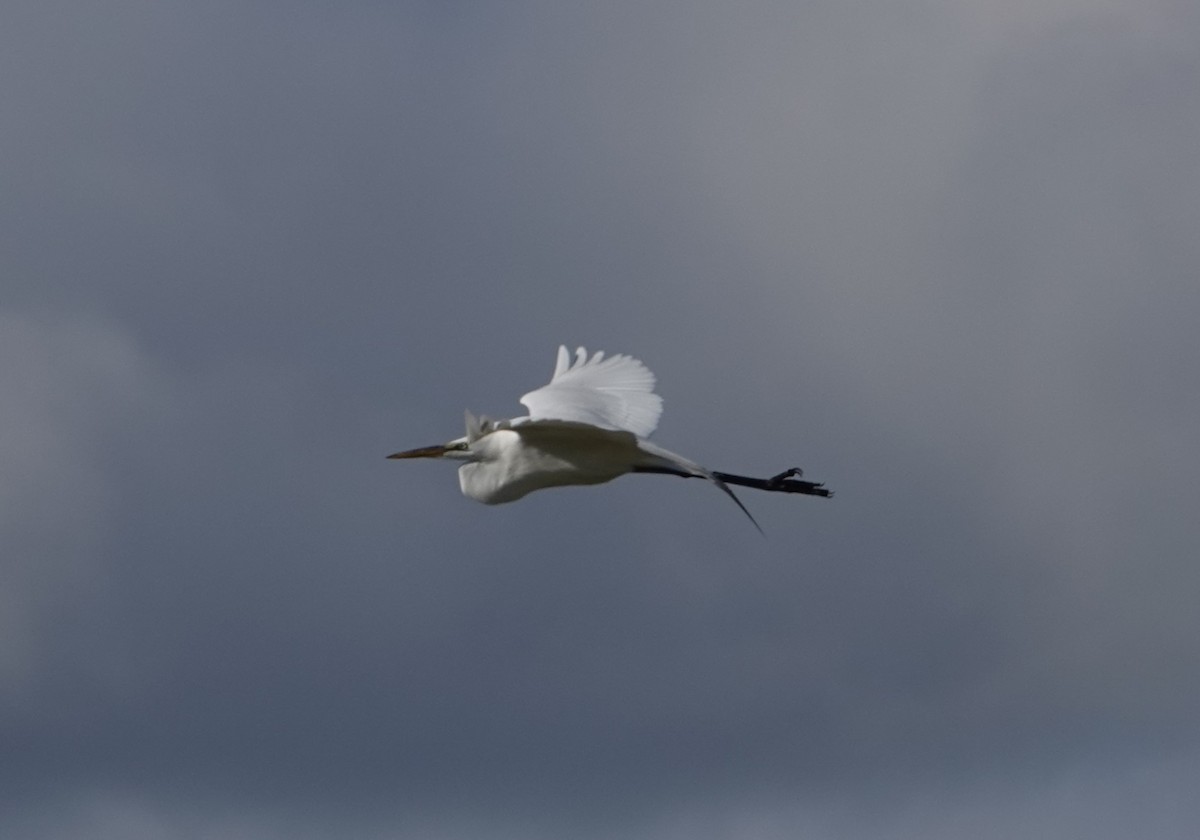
3;1;1199;837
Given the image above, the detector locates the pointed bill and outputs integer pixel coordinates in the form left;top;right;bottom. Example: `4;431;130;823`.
386;445;447;459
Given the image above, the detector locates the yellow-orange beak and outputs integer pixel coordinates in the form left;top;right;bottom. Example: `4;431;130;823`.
386;445;447;460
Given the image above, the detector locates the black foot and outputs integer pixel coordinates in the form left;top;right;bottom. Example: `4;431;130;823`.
713;467;833;498
767;468;804;489
767;467;832;498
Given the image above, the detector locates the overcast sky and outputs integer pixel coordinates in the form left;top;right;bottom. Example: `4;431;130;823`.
3;1;1199;838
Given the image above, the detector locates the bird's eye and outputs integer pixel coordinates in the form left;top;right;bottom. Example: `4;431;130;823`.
453;442;470;450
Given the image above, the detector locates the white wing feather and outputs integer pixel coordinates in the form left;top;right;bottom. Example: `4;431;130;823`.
518;346;664;438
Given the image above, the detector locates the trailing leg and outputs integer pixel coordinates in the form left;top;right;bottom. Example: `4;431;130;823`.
711;468;833;498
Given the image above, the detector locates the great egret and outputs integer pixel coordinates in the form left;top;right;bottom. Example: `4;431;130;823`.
388;346;831;530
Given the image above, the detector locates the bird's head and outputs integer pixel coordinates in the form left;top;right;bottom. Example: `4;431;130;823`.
386;437;474;462
388;411;493;463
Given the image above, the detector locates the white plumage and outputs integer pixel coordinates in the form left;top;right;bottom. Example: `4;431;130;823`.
519;346;663;438
388;345;831;530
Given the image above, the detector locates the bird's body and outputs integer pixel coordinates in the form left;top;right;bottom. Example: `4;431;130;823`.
457;421;642;504
389;346;830;529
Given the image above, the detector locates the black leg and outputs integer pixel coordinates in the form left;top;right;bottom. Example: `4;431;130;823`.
712;468;833;498
634;464;833;498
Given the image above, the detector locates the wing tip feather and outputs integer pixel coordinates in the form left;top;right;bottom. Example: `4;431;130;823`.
525;345;664;437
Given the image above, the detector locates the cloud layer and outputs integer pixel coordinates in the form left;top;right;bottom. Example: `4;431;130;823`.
3;1;1198;837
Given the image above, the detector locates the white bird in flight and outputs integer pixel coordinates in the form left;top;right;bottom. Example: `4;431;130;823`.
388;346;831;530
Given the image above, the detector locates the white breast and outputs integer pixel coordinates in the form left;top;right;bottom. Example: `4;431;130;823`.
457;425;641;504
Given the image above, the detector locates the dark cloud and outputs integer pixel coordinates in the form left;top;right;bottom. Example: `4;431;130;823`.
3;1;1198;837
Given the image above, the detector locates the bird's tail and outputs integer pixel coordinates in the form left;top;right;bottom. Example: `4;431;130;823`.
634;441;763;534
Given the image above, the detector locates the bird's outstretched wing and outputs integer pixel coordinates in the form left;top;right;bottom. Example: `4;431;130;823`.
518;346;664;438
